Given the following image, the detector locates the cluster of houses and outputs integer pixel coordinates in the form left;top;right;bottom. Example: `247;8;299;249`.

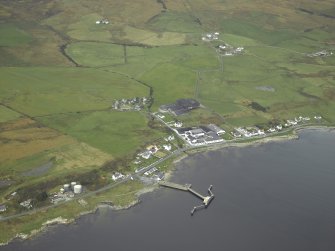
232;127;265;138
112;97;150;111
307;50;333;57
231;115;321;138
137;145;159;160
267;116;317;131
136;138;174;163
201;31;245;56
95;19;109;24
284;116;311;127
166;120;183;128
175;124;225;146
133;135;176;176
202;32;220;41
218;44;244;56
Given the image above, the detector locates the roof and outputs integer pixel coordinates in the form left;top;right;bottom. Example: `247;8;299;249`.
207;132;221;140
190;128;205;135
159;99;200;115
175;99;200;108
175;127;193;134
200;126;212;133
207;124;225;133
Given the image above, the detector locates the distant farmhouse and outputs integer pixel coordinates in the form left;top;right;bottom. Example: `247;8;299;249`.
159;99;200;116
96;19;109;24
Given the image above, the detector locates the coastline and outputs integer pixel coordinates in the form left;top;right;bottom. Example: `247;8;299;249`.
1;125;334;247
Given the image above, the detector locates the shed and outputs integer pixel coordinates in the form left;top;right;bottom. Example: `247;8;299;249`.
0;204;6;212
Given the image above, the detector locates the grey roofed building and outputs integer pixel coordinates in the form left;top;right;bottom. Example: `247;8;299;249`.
189;128;205;137
159;99;200;116
175;127;193;135
206;124;225;135
153;172;165;181
199;125;212;133
206;131;221;140
0;204;6;212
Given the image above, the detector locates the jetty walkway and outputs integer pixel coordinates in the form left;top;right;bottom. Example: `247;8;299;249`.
158;181;214;215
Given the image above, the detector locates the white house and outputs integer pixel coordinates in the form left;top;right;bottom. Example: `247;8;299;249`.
163;144;172;151
174;121;183;128
112;172;125;181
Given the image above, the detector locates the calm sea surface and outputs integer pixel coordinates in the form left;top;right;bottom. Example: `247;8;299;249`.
2;129;335;251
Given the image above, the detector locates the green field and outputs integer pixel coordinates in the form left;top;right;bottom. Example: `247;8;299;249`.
40;111;165;157
0;0;335;243
0;24;32;47
0;67;149;116
0;105;21;123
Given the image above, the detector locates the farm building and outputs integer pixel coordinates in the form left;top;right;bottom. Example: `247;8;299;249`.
0;204;6;212
159;99;200;116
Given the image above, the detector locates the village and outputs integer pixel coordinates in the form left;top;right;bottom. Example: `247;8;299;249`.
0;96;323;216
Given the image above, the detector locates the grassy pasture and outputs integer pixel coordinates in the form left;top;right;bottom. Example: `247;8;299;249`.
221;19;298;45
62;11;187;46
0;24;32;47
173;108;225;127
67;42;219;73
0;105;21;123
120;26;186;46
0;118;100;189
220;55;277;82
224;112;270;127
39;111;165;157
222;33;260;46
148;11;203;33
246;46;304;64
0;67;149;116
140;63;197;109
0;121;73;165
66;13;112;42
66;42;125;67
278;63;335;75
197;32;335;123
